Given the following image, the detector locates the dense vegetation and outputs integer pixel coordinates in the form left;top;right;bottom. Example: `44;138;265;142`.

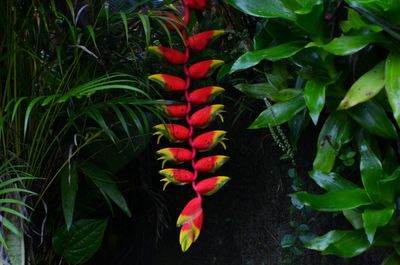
1;0;400;264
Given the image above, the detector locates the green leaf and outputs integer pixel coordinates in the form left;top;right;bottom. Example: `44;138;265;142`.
61;162;78;230
358;138;384;201
338;60;385;110
309;170;358;191
304;80;326;124
52;219;108;264
226;0;296;21
288;109;309;148
307;33;383;56
343;210;364;229
362;206;395;243
385;52;400;127
313;112;352;172
230;41;305;73
306;230;370;258
348;100;398;139
234;83;302;101
293;188;372;212
5;216;24;265
382;253;400;265
80;163;132;217
249;95;305;129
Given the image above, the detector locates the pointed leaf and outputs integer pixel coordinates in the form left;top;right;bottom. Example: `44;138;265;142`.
309;170;358;191
61;162;79;230
304;80;326;124
385;52;400;127
362;206;394;243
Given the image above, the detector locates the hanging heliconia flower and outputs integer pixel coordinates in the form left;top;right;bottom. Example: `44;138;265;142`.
149;0;230;252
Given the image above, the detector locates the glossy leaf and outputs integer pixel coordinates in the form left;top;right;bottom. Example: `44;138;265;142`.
61;162;78;230
362;206;395;243
309;170;358;191
313;112;352;172
382;253;400;265
338;60;385;110
304;80;326;124
80;163;131;217
249;95;305;129
293;188;372;212
348;100;398;139
306;230;370;258
307;33;383;56
385;52;400;127
52;219;108;264
230;41;305;73
226;0;296;21
235;83;302;101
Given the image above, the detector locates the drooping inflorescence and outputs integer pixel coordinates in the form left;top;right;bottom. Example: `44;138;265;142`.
149;0;230;252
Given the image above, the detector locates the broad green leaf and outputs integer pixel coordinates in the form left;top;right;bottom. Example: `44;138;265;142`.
382;253;400;265
348;100;398;139
52;219;107;264
80;163;131;217
289;109;309;148
234;83;302;101
230;41;305;73
295;2;324;43
293;188;372;212
340;9;382;33
383;147;398;175
307;33;382;56
378;167;400;203
358;139;384;201
313;112;352;172
362;206;395;243
343;210;363;229
307;229;370;258
226;0;296;21
304;80;326;124
249;95;305;129
385;52;400;127
309;170;358;191
338;61;385;110
61;162;78;230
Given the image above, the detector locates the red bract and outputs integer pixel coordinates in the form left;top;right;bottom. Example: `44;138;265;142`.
159;168;194;189
188;30;225;52
156;147;193;168
161;104;188;119
183;0;207;10
188;60;224;80
153;124;189;143
192;130;227;151
177;197;202;226
194;155;230;173
189;86;225;106
163;13;185;30
148;74;186;92
179;212;203;252
148;46;186;64
190;104;224;128
195;176;230;196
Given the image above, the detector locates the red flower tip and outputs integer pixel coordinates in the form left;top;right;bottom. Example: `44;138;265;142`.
161;103;188;119
190;104;225;128
149;74;186;92
188;60;224;80
183;0;208;10
177;197;203;226
148;46;186;65
159;168;194;190
156;147;193;168
195;176;230;196
189;86;225;106
188;30;225;52
192;130;228;151
194;155;230;173
153;124;189;143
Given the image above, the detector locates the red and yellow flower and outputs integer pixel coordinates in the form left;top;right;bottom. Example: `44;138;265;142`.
159;168;194;189
188;60;224;80
194;155;230;173
149;74;186;92
148;46;186;64
156;147;193;168
153;124;189;143
190;104;224;128
179;212;203;252
192;130;228;151
189;86;225;106
188;30;225;52
195;176;230;196
177;197;203;226
160;103;188;119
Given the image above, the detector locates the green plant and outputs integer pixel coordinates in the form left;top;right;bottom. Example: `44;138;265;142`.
227;0;400;262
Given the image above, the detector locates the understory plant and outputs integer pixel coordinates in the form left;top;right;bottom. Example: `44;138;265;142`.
228;0;400;263
148;0;230;252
